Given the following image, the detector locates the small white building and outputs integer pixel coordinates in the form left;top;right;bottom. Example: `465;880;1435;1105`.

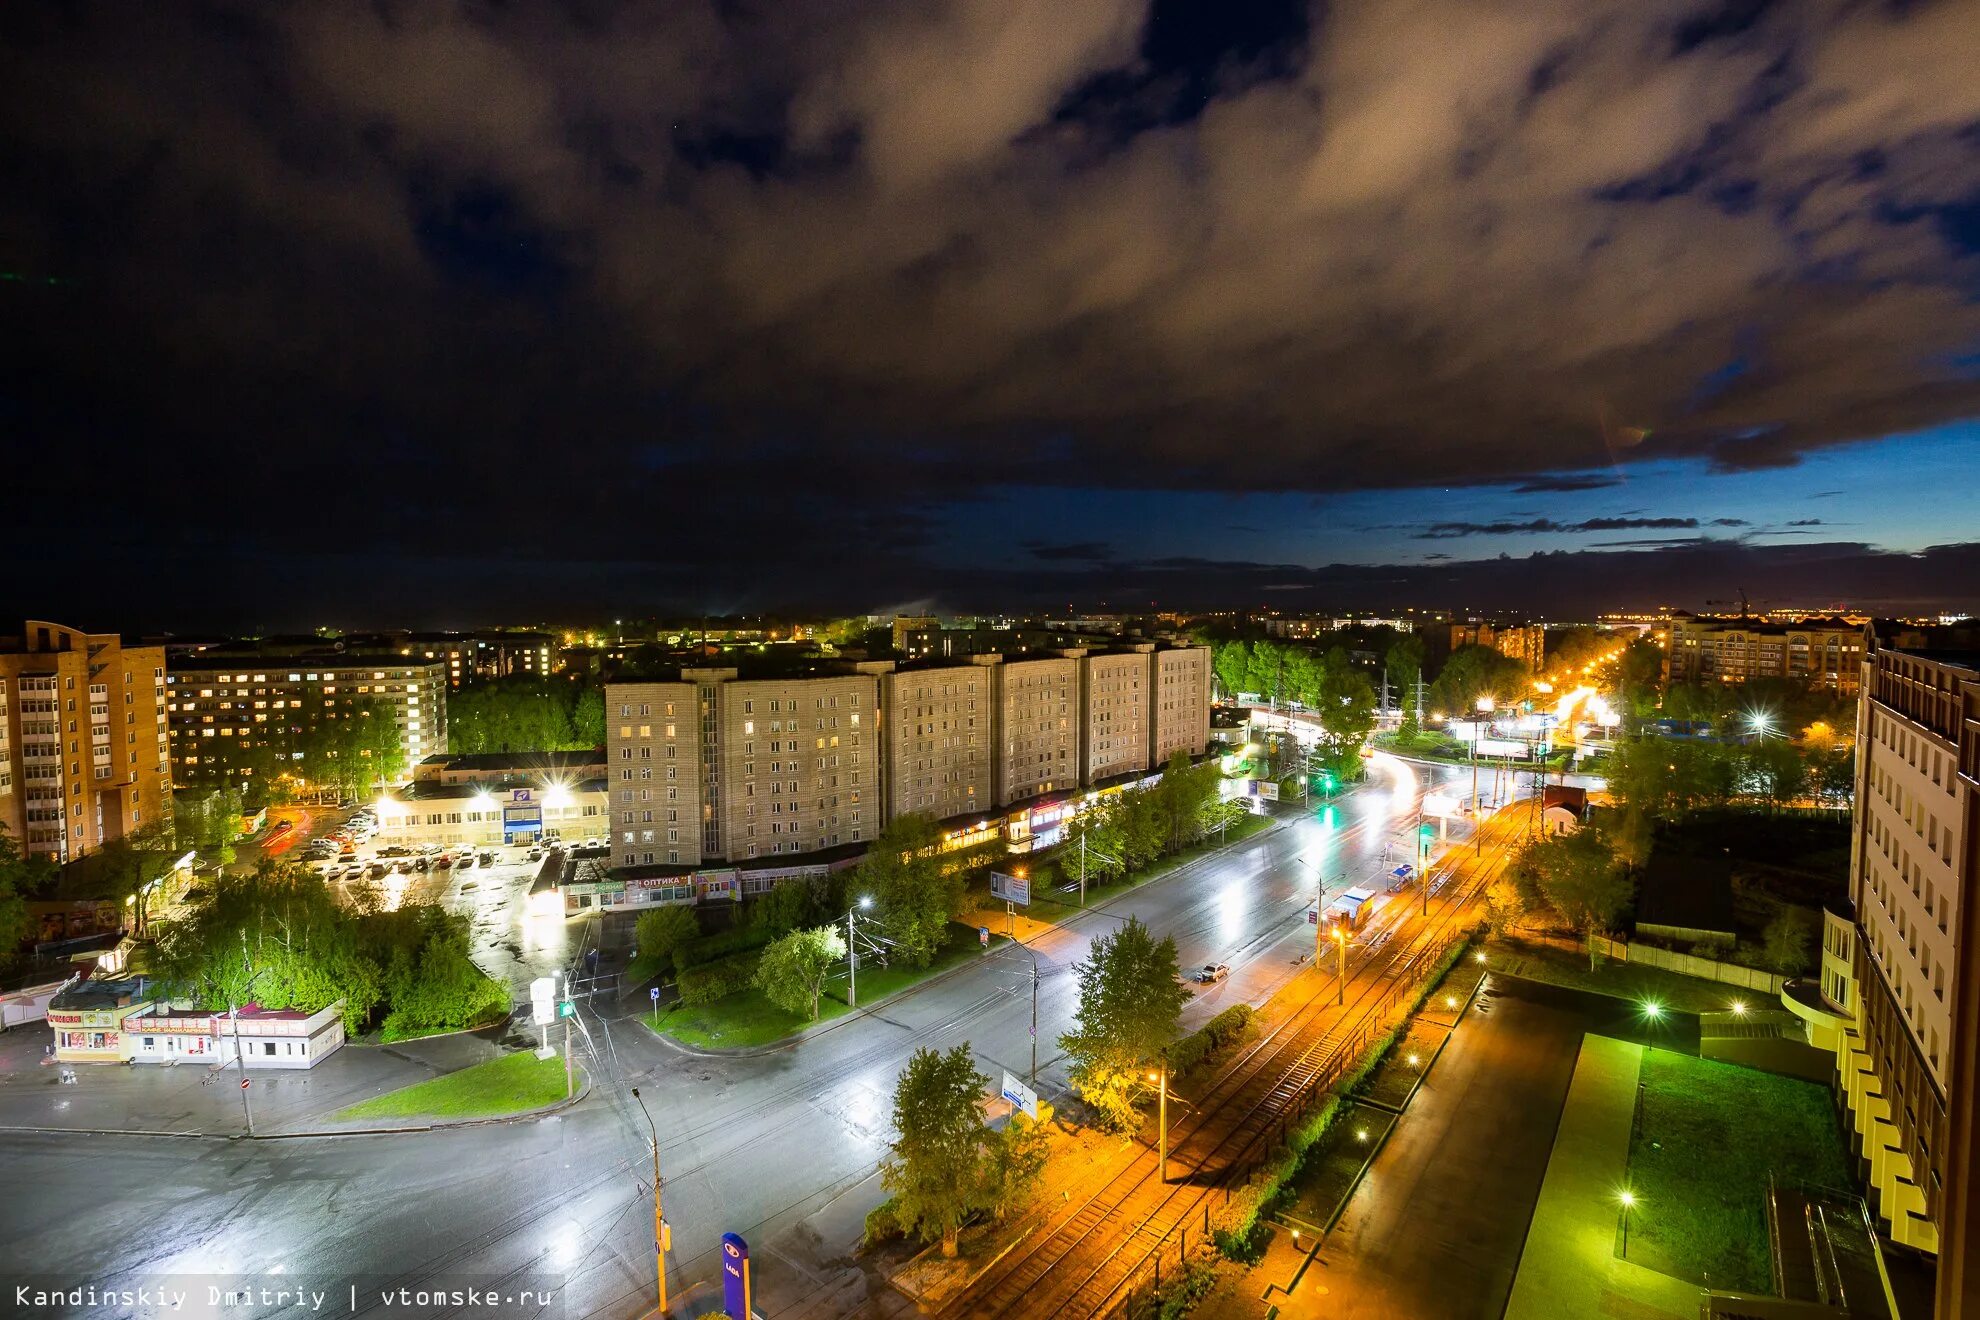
49;976;346;1069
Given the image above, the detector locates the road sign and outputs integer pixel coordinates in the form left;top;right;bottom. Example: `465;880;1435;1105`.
979;926;990;947
650;987;661;1003
989;871;1031;906
1002;1071;1039;1121
558;1001;575;1018
721;1233;752;1320
531;975;556;1025
240;1079;250;1090
1423;792;1459;818
1306;904;1318;925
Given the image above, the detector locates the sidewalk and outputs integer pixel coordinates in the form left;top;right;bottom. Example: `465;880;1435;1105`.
1503;1035;1698;1319
0;1020;509;1137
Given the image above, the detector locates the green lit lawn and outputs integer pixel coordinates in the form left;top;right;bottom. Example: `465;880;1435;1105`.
1626;1048;1851;1291
335;1051;572;1122
1488;937;1745;1016
645;922;1008;1050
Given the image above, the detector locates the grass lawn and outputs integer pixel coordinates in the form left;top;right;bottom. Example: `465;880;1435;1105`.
1277;1102;1397;1231
1625;1048;1851;1291
644;921;1009;1050
335;1051;573;1122
1488;937;1746;1016
1028;811;1276;916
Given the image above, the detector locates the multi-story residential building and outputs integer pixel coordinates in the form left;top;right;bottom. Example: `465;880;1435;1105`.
604;645;1215;874
1665;613;1866;693
389;632;559;688
1153;646;1214;766
991;654;1080;806
167;656;446;797
1790;638;1978;1315
1082;648;1153;784
0;621;171;866
1449;621;1545;672
880;664;993;823
0;621;171;862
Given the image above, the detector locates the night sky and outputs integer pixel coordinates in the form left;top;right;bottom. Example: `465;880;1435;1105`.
3;1;1979;631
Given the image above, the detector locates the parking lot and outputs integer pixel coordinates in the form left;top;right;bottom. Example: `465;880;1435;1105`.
296;810;588;996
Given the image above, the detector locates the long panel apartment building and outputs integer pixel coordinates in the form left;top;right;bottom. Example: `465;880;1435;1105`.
0;621;172;862
167;654;447;795
606;646;1211;872
1790;635;1979;1317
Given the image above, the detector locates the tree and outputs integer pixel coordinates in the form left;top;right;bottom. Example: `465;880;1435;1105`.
1059;801;1127;891
62;817;180;936
1212;641;1251;701
634;905;700;972
1744;739;1808;811
1517;830;1632;968
751;876;823;936
882;1045;991;1258
1761;906;1816;975
978;1113;1050;1224
1059;916;1190;1131
570;686;606;747
1151;750;1221;852
1611;640;1665;734
754;924;847;1019
0;825;51;965
860;814;963;967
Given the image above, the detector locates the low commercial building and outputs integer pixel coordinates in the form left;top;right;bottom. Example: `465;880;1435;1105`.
372;777;609;849
46;976;345;1069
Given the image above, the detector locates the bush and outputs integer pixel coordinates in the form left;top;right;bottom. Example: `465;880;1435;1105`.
634;905;700;970
862;1197;902;1248
1168;1004;1256;1080
676;925;773;972
675;950;764;1006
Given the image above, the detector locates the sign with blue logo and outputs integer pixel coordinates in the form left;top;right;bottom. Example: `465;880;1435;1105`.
721;1232;751;1320
650;987;661;1003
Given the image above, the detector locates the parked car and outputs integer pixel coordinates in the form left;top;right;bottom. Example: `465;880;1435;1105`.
477;851;496;867
435;853;455;868
377;845;411;858
1195;963;1232;985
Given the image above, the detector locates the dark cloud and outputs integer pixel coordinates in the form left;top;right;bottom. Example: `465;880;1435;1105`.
1415;516;1709;539
4;1;1980;613
1786;517;1827;526
1509;473;1627;494
1023;540;1115;562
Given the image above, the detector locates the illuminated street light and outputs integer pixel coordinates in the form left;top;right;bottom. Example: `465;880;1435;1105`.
1641;1000;1663;1020
1730;1000;1747;1016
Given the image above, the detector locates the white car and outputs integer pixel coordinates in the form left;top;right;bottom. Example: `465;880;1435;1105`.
1195;963;1232;985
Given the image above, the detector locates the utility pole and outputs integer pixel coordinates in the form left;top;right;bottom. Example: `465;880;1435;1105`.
1332;924;1347;1005
631;1087;670;1315
1149;1064;1170;1182
847;905;858;1009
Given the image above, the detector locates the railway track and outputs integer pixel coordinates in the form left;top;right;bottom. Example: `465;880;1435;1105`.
947;803;1533;1320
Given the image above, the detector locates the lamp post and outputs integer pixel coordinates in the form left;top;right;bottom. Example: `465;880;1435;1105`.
1472;696;1494;856
1618;1190;1636;1258
1147;1065;1169;1182
847;896;873;1008
630;1087;670;1315
1332;923;1347;1006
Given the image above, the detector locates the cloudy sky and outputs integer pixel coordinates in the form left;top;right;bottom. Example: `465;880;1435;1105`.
3;0;1978;629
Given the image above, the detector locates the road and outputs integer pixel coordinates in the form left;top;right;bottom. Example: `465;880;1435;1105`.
0;760;1500;1320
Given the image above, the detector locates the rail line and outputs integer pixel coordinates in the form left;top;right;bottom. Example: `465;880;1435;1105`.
946;801;1532;1320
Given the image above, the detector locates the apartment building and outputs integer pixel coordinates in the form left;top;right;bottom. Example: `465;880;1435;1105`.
992;654;1080;806
1666;613;1866;693
1153;646;1213;766
605;644;1215;874
167;656;447;795
0;621;171;862
1082;648;1153;783
1792;638;1979;1315
1449;621;1545;672
880;664;993;823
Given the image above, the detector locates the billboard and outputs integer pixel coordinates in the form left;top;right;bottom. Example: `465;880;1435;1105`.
989;871;1031;906
1475;738;1532;759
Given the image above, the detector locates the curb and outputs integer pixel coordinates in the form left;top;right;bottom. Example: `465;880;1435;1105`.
642;818;1291;1059
0;1067;593;1143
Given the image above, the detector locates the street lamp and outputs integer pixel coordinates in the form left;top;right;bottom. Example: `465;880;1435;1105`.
847;896;873;1008
1331;923;1348;1006
1147;1065;1169;1182
630;1087;671;1315
1618;1189;1637;1258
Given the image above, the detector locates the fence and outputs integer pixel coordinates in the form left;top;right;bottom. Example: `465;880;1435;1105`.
1594;936;1785;994
1107;914;1480;1318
